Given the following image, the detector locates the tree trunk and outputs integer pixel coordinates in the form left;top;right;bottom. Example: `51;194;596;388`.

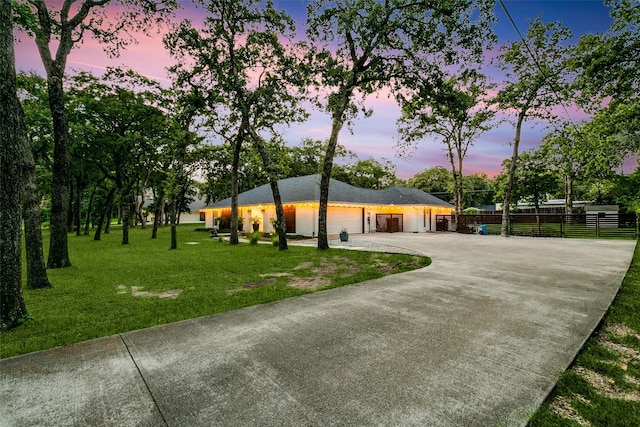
84;180;103;235
21;147;52;289
248;128;288;250
1;0;29;329
229;129;244;245
318;92;350;250
46;70;72;268
104;204;113;234
564;174;574;215
135;193;147;229
129;199;137;228
152;189;164;239
456;150;465;217
74;175;83;236
67;178;74;231
121;192;132;245
170;199;177;250
501;109;527;237
159;198;166;226
94;187;115;241
446;143;463;219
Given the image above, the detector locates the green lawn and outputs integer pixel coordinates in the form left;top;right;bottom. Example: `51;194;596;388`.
529;240;640;426
1;224;430;359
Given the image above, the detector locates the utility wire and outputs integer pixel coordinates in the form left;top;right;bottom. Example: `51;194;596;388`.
497;0;583;137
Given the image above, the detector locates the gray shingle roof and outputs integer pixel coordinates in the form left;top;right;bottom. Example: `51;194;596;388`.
204;174;453;208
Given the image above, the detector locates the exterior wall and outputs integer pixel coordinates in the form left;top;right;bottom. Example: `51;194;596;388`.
203;209;250;231
327;207;364;234
402;207;424;233
203;205;454;236
367;207;454;233
179;212;203;224
368;207;425;233
295;205;317;236
263;207;277;233
204;210;215;229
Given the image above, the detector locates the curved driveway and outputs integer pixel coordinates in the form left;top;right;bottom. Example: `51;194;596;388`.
1;234;636;426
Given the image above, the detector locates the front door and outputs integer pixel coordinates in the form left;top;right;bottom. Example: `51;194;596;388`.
284;205;296;233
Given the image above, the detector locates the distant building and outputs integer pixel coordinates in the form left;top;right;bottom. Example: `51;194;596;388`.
495;199;594;214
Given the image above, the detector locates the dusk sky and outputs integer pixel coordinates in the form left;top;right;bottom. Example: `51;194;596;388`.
13;1;618;179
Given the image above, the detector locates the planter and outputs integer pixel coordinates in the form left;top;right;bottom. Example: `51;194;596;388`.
252;223;260;232
339;231;348;242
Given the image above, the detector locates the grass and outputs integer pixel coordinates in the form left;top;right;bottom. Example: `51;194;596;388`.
528;240;640;427
1;224;430;359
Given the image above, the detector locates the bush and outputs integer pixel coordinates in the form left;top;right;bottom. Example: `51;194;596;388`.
246;231;263;245
271;232;279;247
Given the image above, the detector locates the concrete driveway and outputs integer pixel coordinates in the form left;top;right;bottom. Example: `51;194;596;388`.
1;234;636;426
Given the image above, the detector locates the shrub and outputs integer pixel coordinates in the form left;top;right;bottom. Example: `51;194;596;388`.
247;231;263;245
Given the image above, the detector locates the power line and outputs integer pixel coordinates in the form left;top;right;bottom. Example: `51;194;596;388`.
497;0;580;132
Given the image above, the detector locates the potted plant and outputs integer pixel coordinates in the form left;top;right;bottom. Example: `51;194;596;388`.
237;216;244;231
339;227;348;242
249;216;261;232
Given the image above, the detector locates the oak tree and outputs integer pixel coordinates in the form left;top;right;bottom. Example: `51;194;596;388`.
15;71;51;289
165;0;307;249
494;18;572;236
16;0;177;267
398;71;496;216
306;0;495;248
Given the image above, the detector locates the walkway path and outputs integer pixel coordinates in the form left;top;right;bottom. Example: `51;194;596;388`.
1;234;635;426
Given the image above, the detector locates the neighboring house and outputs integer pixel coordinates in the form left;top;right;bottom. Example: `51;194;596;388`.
182;199;207;223
141;192;206;224
200;174;454;236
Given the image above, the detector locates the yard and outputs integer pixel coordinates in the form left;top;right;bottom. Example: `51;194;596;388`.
1;224;429;359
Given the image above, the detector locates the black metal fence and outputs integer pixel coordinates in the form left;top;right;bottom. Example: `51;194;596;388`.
436;213;639;239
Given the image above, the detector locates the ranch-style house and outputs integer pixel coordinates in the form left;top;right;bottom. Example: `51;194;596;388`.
200;174;454;236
